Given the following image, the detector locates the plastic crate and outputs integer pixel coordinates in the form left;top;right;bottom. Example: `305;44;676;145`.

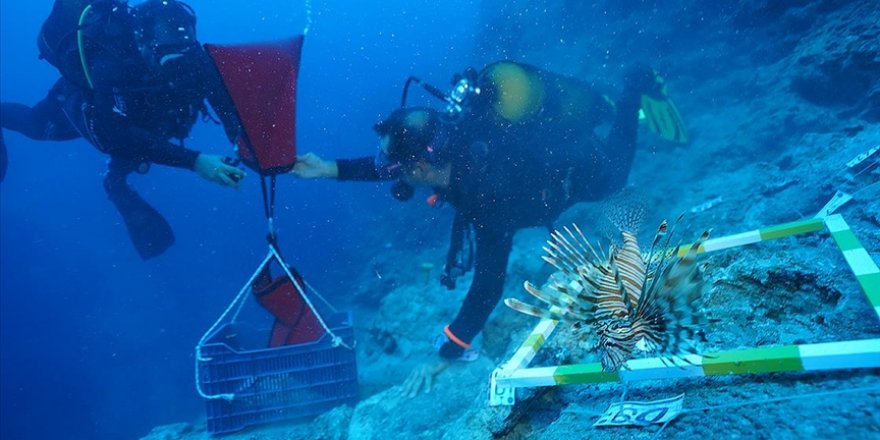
198;312;358;434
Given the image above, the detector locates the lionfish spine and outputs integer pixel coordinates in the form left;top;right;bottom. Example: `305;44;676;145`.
549;231;590;269
504;297;576;321
544;241;583;274
573;224;605;264
541;254;572;275
560;226;598;269
616;231;647;308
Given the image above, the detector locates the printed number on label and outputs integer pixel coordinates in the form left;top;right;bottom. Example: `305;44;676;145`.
593;394;684;427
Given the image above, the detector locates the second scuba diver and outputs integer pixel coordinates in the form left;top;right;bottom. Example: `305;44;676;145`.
0;0;245;259
292;61;686;396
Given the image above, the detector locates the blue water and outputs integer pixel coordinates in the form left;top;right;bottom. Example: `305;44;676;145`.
0;1;477;438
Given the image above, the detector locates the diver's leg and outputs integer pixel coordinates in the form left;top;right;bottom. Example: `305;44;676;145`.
104;159;175;259
605;66;653;172
0;81;82;182
1;81;81;141
575;65;657;200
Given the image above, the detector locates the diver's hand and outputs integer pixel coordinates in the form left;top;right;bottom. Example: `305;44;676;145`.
292;152;338;179
194;153;246;188
399;358;449;398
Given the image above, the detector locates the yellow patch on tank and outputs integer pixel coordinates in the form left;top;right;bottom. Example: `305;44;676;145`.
487;62;546;123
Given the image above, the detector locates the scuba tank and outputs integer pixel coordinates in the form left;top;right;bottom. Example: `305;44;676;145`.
37;0;199;92
401;60;615;132
474;61;615;130
38;0;138;91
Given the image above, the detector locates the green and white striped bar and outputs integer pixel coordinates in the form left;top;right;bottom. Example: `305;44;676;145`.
676;218;825;257
495;339;880;388
493;215;878;403
825;214;880;319
499;319;558;374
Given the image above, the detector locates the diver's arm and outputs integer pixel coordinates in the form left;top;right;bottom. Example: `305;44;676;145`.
86;84;243;186
1;79;80;141
88;111;241;185
86;91;202;169
100;127;242;186
293;154;395;182
439;224;514;359
99;122;202;169
292;152;339;179
336;157;389;181
105;125;242;183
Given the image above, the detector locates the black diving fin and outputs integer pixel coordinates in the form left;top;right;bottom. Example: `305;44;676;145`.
104;173;175;260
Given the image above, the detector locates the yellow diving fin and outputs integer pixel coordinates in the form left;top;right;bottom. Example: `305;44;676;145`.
639;79;688;143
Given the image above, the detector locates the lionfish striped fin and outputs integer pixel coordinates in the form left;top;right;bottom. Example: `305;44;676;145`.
659;230;709;303
513;218;711;373
543;243;586;276
642;220;668;277
541;254;574;276
575;266;604;292
572;224;603;263
651;219;668;248
549;230;585;266
617;231;647;309
524;281;579;313
504;298;575;321
596;321;639;371
631;229;710;363
544;226;606;275
537;280;598;320
559;226;599;268
546;234;588;272
540;225;630;321
639;224;687;313
587;258;630;320
542;241;583;271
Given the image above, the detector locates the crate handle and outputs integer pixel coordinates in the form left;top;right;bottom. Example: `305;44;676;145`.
194;246;355;400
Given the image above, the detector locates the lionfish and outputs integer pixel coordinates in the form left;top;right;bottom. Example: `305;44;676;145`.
504;220;710;371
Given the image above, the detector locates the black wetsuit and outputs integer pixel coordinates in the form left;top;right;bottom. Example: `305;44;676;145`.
0;48;241;258
335;82;642;359
2;48;238;167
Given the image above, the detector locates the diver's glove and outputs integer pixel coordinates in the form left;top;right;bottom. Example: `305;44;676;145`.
292;152;339;179
194;153;246;188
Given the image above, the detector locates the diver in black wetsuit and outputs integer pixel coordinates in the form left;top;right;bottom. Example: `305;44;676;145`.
292;62;669;396
0;0;245;259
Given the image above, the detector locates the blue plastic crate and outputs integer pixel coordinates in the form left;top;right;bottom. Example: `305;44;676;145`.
198;312;358;434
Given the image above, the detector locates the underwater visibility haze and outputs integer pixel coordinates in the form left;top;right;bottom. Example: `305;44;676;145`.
1;0;879;439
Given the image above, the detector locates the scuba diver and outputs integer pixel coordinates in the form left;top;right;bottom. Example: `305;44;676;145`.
291;61;687;396
0;0;245;259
